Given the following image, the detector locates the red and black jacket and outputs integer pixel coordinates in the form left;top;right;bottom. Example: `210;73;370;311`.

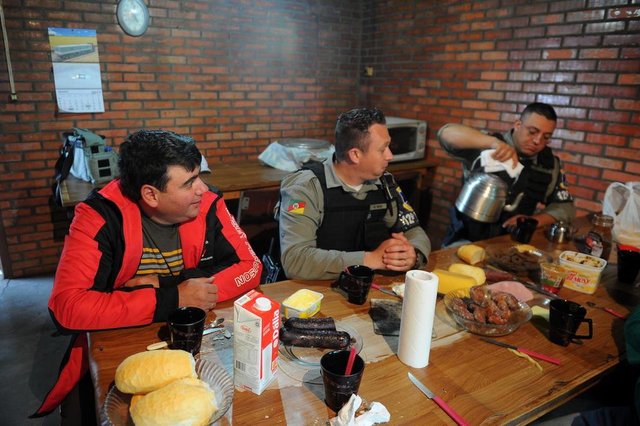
33;179;261;416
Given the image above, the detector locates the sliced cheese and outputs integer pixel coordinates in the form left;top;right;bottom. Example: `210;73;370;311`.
456;244;486;265
433;269;477;294
448;263;486;285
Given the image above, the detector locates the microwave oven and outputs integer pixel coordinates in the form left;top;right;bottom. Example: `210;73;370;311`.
386;116;427;163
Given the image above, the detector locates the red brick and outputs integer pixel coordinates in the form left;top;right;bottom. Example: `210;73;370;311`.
603;170;640;182
618;74;640;85
586;133;627;146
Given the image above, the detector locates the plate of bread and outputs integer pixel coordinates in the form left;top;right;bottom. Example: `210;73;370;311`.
102;350;233;425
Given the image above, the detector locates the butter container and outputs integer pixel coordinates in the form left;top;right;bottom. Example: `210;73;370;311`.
282;289;323;318
559;250;607;295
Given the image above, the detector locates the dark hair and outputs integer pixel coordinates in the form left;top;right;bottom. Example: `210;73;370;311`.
522;102;557;122
334;107;386;162
118;130;202;201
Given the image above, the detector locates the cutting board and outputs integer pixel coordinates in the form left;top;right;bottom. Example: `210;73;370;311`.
369;299;403;336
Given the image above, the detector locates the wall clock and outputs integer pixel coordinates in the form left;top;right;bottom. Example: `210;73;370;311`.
116;0;150;37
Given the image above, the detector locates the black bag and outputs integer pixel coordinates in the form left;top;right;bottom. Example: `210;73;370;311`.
51;134;77;207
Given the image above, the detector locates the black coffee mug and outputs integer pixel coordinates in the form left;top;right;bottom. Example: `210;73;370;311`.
167;307;206;354
549;299;593;346
336;265;374;305
511;217;539;244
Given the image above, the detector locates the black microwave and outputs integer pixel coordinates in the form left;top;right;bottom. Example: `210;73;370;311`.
386;116;427;163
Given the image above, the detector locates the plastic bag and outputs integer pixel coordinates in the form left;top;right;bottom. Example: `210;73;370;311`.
603;181;640;247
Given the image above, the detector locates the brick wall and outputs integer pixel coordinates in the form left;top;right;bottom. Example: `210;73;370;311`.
1;0;638;277
0;0;363;277
360;0;640;248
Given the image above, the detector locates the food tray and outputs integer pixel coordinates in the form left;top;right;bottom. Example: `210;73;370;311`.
486;243;553;273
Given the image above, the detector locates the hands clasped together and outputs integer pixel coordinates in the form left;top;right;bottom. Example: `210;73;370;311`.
365;232;417;272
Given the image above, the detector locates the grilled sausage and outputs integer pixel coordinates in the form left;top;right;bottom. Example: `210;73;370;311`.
279;328;351;349
284;317;336;331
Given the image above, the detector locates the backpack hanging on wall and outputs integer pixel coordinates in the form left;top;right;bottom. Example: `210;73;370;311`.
52;128;120;207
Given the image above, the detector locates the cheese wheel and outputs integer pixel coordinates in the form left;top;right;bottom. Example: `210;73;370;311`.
130;378;217;426
448;263;486;285
456;244;486;265
115;350;197;394
433;269;477;294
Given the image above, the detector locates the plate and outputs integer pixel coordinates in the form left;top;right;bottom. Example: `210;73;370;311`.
280;321;363;367
102;357;234;425
443;286;532;337
485;243;553;273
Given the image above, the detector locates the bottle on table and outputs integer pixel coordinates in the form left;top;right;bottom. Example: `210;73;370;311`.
583;214;613;260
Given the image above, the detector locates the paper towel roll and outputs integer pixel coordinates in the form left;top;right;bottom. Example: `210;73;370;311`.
397;270;439;368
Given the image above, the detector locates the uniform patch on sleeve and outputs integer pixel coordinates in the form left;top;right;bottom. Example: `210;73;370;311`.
287;200;306;214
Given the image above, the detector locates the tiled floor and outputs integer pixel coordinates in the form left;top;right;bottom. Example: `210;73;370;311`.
0;274;633;425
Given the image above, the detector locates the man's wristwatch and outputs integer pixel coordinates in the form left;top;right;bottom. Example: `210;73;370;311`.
413;251;426;269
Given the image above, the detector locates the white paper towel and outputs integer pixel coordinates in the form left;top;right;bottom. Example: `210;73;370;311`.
397;270;439;368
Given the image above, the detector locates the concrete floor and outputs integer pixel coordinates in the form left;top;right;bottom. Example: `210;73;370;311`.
0;273;633;425
0;274;67;425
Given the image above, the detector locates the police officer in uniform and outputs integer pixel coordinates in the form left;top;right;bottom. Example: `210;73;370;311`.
278;107;431;280
438;102;575;246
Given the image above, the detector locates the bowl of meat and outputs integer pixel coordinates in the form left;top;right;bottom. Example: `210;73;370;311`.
444;285;532;336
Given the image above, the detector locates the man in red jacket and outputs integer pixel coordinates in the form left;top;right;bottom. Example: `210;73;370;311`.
34;130;262;424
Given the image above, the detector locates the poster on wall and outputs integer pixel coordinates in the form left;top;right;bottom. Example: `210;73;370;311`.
48;28;104;113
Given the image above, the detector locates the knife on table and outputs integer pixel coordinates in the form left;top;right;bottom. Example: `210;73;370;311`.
407;372;470;426
371;283;399;297
479;337;561;365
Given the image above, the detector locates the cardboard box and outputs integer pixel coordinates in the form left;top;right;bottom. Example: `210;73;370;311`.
233;290;280;394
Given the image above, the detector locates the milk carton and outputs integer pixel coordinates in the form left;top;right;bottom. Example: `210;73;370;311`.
233;290;280;395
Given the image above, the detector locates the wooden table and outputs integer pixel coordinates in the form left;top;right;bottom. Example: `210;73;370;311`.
88;216;635;425
59;158;438;207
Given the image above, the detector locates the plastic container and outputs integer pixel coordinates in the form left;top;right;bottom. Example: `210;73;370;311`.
559;251;607;295
282;289;324;318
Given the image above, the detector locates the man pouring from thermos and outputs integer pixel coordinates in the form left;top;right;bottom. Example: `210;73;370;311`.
438;102;575;247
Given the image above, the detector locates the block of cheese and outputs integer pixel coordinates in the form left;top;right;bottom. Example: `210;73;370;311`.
456;244;486;265
130;377;217;426
115;350;197;394
515;244;536;253
433;269;477;294
448;263;486;285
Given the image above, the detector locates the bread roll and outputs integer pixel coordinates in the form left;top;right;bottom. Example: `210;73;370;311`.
130;378;217;426
448;263;486;285
115;350;196;394
456;244;486;265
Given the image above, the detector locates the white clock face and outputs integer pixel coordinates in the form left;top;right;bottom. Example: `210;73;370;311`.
117;0;150;37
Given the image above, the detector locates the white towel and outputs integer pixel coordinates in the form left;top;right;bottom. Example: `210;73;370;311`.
480;149;524;179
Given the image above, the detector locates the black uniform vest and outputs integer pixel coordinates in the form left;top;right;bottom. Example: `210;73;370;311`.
303;162;389;252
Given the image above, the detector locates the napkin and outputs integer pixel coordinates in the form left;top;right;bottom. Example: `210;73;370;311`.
329;394;391;426
480;149;524;179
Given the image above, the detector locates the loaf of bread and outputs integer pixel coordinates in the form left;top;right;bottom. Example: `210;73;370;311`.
456;244;486;265
115;350;196;394
448;263;486;285
130;377;217;426
433;269;477;294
